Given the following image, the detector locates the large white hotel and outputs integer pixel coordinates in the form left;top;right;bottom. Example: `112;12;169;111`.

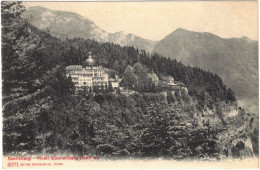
65;52;111;89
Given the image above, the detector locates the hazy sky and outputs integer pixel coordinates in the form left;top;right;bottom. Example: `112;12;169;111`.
25;1;258;41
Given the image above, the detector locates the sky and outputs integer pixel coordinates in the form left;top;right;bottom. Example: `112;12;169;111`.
25;1;258;41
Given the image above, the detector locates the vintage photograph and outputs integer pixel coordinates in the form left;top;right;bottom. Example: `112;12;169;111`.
1;1;259;168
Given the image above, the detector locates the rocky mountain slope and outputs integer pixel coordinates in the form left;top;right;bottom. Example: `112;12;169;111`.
22;6;157;52
152;28;258;114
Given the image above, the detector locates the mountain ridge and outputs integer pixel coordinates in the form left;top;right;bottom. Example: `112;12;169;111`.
22;6;157;52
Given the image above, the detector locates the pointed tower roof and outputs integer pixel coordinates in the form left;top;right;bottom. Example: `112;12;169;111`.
85;52;96;66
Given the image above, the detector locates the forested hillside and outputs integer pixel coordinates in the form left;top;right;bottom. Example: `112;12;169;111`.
60;38;236;106
2;2;258;159
152;28;258;114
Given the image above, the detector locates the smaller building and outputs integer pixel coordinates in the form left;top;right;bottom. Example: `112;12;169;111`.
147;72;159;86
109;78;119;89
161;75;175;86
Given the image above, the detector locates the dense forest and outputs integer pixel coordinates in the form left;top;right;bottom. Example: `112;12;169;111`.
62;38;236;104
2;2;257;159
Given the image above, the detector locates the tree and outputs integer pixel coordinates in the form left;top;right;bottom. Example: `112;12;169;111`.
116;87;121;94
93;85;100;93
122;66;137;89
100;83;105;93
47;68;75;97
2;1;42;154
107;82;114;92
2;2;32;96
133;62;150;91
226;88;236;102
151;82;156;93
89;87;93;94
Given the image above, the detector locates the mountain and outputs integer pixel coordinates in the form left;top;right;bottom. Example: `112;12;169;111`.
152;28;258;114
22;6;157;52
108;31;157;52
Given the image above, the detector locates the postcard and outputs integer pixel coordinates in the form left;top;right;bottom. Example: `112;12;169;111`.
1;1;258;169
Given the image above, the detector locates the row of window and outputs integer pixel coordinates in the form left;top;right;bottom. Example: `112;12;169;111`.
74;82;108;86
70;73;107;77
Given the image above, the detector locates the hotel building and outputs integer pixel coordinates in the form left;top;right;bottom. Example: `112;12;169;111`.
65;52;109;89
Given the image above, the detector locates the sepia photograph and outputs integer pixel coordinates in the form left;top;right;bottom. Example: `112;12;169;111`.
1;1;259;168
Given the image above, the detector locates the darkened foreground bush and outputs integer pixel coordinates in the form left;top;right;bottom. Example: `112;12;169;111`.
3;89;221;159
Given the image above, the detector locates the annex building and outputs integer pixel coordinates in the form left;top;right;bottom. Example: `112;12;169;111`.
65;52;109;89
